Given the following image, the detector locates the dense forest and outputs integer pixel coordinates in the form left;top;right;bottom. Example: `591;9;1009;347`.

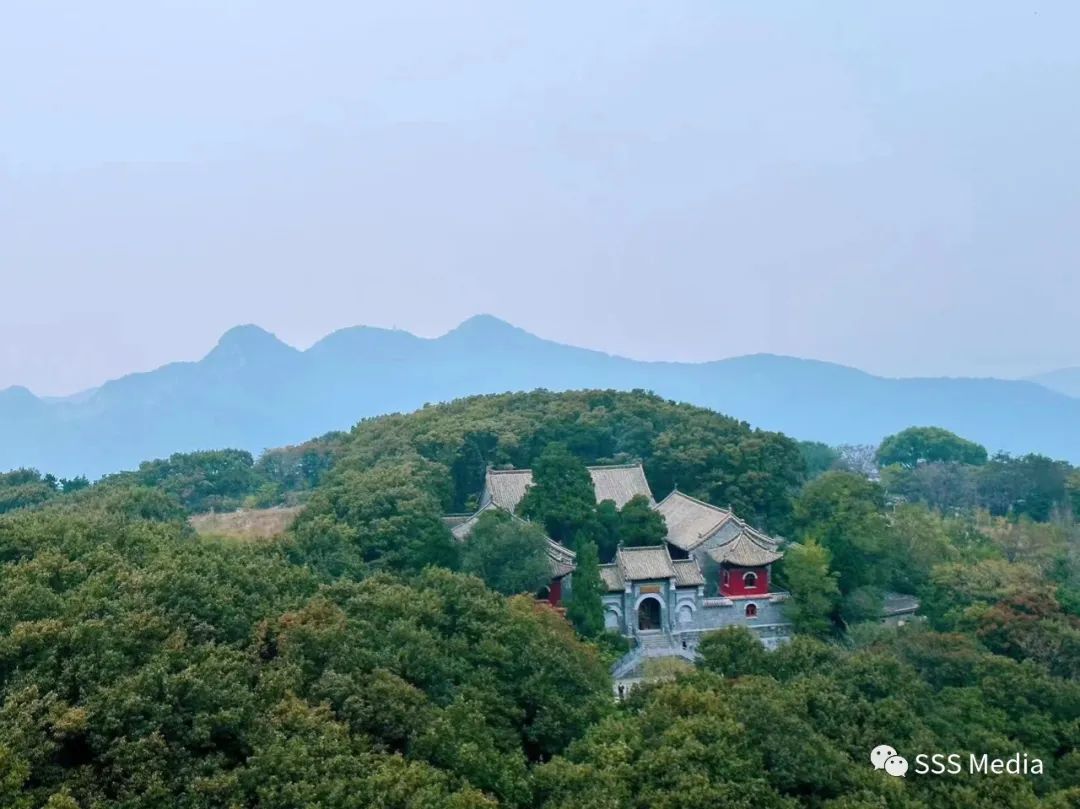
1;390;1077;807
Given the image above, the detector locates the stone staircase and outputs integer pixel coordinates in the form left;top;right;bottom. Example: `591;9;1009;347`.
612;632;697;679
636;631;671;650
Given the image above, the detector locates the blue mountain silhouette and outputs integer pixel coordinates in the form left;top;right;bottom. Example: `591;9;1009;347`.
3;315;1079;477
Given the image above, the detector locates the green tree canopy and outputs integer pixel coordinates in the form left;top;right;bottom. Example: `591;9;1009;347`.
518;443;597;546
616;494;666;546
592;494;668;561
565;539;605;638
797;441;840;479
697;626;768;678
459;509;553;596
777;539;839;637
876;426;988;468
292;459;458;577
793;471;892;599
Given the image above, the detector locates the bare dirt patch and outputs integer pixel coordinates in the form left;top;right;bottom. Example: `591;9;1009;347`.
189;506;303;541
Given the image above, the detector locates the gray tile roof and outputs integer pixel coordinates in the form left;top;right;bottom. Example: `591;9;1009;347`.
706;530;783;567
448;502;500;541
616;545;677;581
672;558;706;587
588;463;654;507
481;463;654;513
546;537;577;579
654;491;736;551
882;592;920;616
482;469;535;511
599;564;624;592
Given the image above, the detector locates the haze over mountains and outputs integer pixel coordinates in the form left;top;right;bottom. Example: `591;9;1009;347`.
4;314;1080;478
1027;367;1080;400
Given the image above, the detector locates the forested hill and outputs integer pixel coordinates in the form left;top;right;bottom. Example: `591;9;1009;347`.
2;389;1078;807
5;314;1080;477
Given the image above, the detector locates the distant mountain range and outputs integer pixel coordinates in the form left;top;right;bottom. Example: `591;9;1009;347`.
1026;367;1080;400
4;314;1080;478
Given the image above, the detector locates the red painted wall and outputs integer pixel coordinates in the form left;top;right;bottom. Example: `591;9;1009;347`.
548;577;563;606
719;565;769;597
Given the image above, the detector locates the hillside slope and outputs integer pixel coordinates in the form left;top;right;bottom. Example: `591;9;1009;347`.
1028;367;1080;399
4;315;1080;477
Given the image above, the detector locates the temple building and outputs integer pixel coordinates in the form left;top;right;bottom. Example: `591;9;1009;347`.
479;463;654;511
602;491;790;650
448;462;791;649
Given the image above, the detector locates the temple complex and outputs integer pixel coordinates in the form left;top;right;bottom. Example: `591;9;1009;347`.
449;462;792;652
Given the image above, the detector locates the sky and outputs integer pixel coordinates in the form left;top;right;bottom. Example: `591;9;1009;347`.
3;1;1080;396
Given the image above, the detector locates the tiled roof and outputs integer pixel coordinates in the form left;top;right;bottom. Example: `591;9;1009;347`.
654;490;736;551
706;530;783;566
616;545;676;581
882;592;920;616
448;503;496;541
481;463;653;513
448;502;576;579
546;537;577;579
599;564;624;592
588;464;654;507
482;469;534;511
672;558;705;587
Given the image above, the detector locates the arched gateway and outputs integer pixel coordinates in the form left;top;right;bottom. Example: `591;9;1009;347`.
637;596;662;631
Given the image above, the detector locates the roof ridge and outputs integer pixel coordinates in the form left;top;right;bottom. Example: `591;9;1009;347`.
718;529;775;552
730;517;778;546
488;462;644;475
661;489;732;514
697;514;735;539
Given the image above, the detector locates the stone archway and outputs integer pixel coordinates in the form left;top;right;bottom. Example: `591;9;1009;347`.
637;596;662;631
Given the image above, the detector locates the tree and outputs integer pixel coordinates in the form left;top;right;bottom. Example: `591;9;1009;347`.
591;499;622;562
697;626;768;677
833;444;878;476
616;494;666;546
794;471;892;595
976;452;1071;521
518;443;597;546
981;515;1066;574
459;510;553;596
888;503;959;593
778;539;839;636
591;496;667;562
798;441;840;479
292;460;458;576
876;426;988;468
0;468;57;514
59;476;90;493
646;415;806;535
881;461;978;513
565;539;604;638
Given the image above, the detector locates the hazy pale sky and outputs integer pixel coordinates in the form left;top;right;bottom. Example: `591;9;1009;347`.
3;1;1079;396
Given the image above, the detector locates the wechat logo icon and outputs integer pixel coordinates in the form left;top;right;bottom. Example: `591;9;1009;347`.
871;745;909;777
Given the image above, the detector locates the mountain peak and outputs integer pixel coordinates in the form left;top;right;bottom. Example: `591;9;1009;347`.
218;324;291;349
443;314;529;341
0;385;38;402
205;325;296;363
456;313;513;328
